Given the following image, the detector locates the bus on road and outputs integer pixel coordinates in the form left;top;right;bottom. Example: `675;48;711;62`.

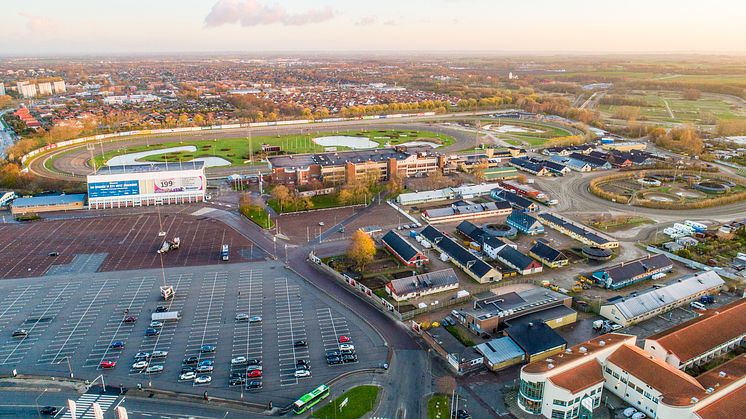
293;384;330;414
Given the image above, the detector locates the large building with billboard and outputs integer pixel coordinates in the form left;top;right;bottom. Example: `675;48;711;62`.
87;162;206;209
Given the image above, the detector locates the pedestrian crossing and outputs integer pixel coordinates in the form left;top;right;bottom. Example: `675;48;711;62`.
60;393;119;419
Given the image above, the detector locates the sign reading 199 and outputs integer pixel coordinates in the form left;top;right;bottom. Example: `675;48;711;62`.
159;180;174;187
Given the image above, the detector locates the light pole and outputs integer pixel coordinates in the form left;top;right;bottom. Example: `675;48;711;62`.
35;388;47;419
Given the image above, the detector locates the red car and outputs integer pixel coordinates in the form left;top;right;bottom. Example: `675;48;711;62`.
100;360;117;369
247;369;262;378
338;335;351;343
123;316;137;323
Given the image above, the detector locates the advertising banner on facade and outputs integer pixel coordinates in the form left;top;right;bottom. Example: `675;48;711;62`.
88;180;140;198
153;176;204;194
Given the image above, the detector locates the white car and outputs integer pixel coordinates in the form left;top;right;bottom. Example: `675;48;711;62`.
151;350;168;358
179;371;196;381
132;360;148;370
194;375;212;384
231;356;247;365
246;364;263;371
235;313;249;321
145;365;163;374
149;321;164;328
623;408;638;418
294;369;311;378
339;344;355;351
632;413;647;419
196;364;214;373
318;222;325;226
248;316;262;323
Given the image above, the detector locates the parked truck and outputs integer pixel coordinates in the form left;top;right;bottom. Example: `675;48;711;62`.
157;237;180;254
160;285;174;301
151;311;180;322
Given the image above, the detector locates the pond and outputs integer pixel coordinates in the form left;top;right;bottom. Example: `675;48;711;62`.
312;136;378;149
390;141;441;148
106;146;231;168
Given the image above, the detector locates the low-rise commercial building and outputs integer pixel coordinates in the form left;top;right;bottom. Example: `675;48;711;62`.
507;210;545;235
381;230;429;267
494;245;543;275
538;213;619;249
492;190;539;212
599;271;725;327
420;225;501;283
421;201;511;224
422;326;484;375
507;322;567;363
644;298;746;370
529;240;568;268
11;194;86;215
592;254;674;290
475;337;525;371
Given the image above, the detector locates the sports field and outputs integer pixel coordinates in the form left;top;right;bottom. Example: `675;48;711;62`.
481;119;575;147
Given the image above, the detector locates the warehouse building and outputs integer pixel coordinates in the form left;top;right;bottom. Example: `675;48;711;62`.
420;225;501;283
87;163;206;209
475;337;525;371
538;213;619;249
599;271;725;327
644;298;746;370
396;183;502;206
592;254;674;290
11;194;86;215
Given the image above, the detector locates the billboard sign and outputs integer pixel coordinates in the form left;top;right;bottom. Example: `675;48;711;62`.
153;176;204;194
88;180;140;198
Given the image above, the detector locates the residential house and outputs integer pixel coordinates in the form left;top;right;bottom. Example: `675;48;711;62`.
381;230;429;267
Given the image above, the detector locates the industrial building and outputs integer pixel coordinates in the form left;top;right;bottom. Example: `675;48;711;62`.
644;298;746;370
518;332;746;419
384;268;459;302
422;326;484;374
396;183;502;206
592;254;674;290
599;271;725;327
420;225;501;283
11;194;86;215
538;213;619;249
87;162;206;209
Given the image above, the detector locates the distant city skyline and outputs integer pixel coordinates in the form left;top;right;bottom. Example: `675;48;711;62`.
2;0;746;55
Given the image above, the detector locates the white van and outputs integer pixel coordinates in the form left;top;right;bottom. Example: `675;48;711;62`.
690;301;706;310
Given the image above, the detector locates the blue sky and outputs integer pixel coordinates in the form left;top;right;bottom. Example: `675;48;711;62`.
2;0;746;54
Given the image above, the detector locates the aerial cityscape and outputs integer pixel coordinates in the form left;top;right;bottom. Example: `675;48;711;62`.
1;1;746;419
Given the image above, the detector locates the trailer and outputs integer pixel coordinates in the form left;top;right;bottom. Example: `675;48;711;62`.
151;311;180;321
160;285;174;300
157;237;181;254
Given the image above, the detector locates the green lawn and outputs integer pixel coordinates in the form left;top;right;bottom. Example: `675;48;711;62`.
312;385;380;419
600;91;746;124
240;205;273;229
268;193;360;213
428;394;451;419
92;129;454;169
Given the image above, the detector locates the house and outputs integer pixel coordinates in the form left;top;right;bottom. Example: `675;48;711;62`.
422;326;484;374
475;337;525;371
456;221;486;243
483;166;519;181
592;254;673;290
538;213;619;249
539;160;571;176
495;245;543;275
643;298;746;370
599;271;725;327
506;322;567;363
491;190;539;212
529;240;568;268
381;230;429;267
549;155;592;172
385;269;459;302
507;210;544;235
569;152;613;170
420;226;501;283
510;158;550;176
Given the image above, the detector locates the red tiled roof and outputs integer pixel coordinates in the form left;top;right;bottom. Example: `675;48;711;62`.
548;359;604;394
646;299;746;363
606;344;706;407
696;383;746;419
523;333;634;373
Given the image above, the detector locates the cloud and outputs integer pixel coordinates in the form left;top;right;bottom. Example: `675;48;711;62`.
18;12;59;34
355;16;377;26
205;0;334;27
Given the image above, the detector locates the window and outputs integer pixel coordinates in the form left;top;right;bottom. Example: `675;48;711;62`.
613;372;620;379
621;377;627;384
551;409;565;419
553;399;567;407
605;367;612;374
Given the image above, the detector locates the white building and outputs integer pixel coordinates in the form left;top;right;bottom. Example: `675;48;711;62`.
103;94;160;105
52;80;66;93
17;81;37;98
0;82;5;96
37;82;53;96
87;162;206;209
599;271;725;327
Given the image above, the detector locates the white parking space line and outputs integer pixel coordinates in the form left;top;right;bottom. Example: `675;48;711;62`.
228;268;264;390
275;277;311;386
83;276;155;368
0;284;43;333
39;280;114;364
0;282;81;365
182;272;226;386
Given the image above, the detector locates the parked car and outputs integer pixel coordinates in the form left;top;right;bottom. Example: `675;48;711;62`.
247;369;262;378
144;328;160;337
248;316;262;323
325;350;341;358
196;365;214;373
145;365;163;374
151;350;168;358
183;356;199;365
194;375;212;384
229;376;246;386
134;352;150;361
338;335;351;343
180;366;196;374
246;358;262;366
296;359;310;368
123;316;137;323
155;306;168;312
200;344;216;353
327;356;342;365
110;341;125;349
149;321;163;328
132;361;148;370
294;369;311;378
339;344;355;352
246;380;262;389
294;340;307;347
235;313;249;321
198;359;214;367
12;329;29;338
99;360;117;369
231;356;247;366
179;371;197;381
39;406;59;415
342;354;358;363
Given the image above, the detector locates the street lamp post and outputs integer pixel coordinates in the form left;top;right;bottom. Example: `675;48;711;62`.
35;388;47;419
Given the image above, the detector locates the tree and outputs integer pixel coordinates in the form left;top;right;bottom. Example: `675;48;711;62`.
516;174;528;184
386;173;404;195
271;185;293;211
337;188;354;205
470;161;489;183
347;230;376;272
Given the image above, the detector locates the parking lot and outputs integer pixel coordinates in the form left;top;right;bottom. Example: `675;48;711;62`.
0;261;387;406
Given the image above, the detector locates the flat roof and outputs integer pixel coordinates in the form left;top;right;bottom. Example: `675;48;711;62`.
475;337;524;365
268;146;435;169
90;162;205;175
506;322;566;355
12;194;86;208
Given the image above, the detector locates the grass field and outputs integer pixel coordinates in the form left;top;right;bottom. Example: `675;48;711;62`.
478;119;575;148
599;91;746;124
240;205;273;229
312;385;380;419
93;129;454;168
428;394;451;419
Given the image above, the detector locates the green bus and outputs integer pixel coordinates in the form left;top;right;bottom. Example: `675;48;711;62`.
293;384;331;414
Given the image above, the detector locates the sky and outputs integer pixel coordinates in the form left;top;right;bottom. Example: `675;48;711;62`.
2;0;746;55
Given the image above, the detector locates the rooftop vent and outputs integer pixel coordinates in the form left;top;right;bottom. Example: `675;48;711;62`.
565;348;572;354
691;397;699;404
547;363;554;369
719;371;727;377
579;346;588;353
599;340;606;346
706;388;714;394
